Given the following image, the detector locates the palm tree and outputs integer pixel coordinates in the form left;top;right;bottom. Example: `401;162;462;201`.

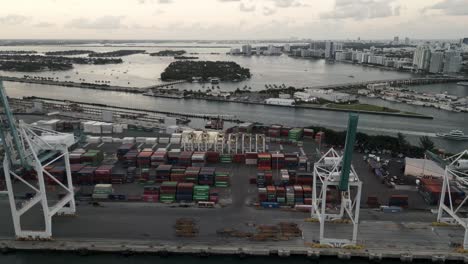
397;133;408;153
419;136;435;151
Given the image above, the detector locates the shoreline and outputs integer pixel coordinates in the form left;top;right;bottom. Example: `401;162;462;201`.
0;238;463;262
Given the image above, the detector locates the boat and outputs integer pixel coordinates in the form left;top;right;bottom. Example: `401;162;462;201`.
457;82;468;87
210;78;220;85
205;118;224;130
436;130;468;140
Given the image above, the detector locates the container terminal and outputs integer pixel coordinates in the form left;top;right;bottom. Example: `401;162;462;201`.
2;80;468;262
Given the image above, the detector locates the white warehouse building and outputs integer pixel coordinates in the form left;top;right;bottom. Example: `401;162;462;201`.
265;98;296;106
303;89;356;103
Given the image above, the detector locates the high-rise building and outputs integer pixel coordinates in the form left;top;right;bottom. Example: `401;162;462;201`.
241;44;252;55
429;52;444;74
405;37;410;45
413;45;431;71
283;44;290;53
325;41;334;59
334;42;343;52
394;36;399;43
444;51;462;73
462;38;468;45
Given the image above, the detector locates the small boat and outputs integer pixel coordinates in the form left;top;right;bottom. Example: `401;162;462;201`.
436;130;468;140
348;75;355;78
457;82;468;87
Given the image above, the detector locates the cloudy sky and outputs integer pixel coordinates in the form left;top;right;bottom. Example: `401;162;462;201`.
0;0;467;40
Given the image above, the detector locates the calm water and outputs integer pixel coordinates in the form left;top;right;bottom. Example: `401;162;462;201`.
0;252;406;264
1;43;467;152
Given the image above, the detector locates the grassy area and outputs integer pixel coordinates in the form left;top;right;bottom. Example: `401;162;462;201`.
327;103;400;113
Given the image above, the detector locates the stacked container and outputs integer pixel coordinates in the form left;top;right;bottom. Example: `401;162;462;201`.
117;143;136;161
170;166;186;182
137;150;153;167
143;186;159;202
266;186;277;202
126;167;136;183
184;167;200;184
191;152;207;167
124;150;139;168
280;169;290;185
288;170;297;184
139;168;150;182
209;189;219;203
81;150;104;166
48;166;65;185
258;187;267;202
303;128;314;138
296;172;313;185
206;152;220;163
257;153;272;170
160;181;178;203
276;186;286;204
176;182;194;202
315;131;325;144
280;127;291;137
220;154;232;163
303;185;312;205
168;149;181;165
285;153;299;169
294;185;304;204
156;165;172;183
245;152;258;165
271;153;285;169
288;128;304;142
70;164;85;182
286;186;295;205
94;165;113;184
193;185;210;201
92;184;113;200
298;157;308;171
70;149;86;164
111;170;126;184
233;154;245;164
151;150;167;167
179;151;193;167
198;167;215;185
268;125;281;138
256;170;273;187
78;166;97;185
215;168;230;187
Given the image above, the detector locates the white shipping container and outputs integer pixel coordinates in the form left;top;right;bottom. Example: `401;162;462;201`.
170;137;181;144
245;159;258;165
112;138;123;143
136;137;146;143
83;121;97;133
159;137;170;144
101;123;113;134
112;124;124;134
86;136;101;144
145;138;158;144
122;137;135;144
101;137;113;143
92;122;103;134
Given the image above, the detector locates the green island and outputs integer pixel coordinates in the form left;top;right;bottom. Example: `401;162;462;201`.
161;61;251;82
326;103;399;113
0;50;37;55
150;50;186;56
89;50;146;57
0;54;122;72
45;50;95;56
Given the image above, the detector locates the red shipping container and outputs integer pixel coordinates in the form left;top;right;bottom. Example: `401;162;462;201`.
94;165;113;184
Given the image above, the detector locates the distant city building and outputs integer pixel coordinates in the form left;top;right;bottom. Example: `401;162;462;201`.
405;37;410;45
302;89;356;103
324;41;343;60
394;36;399;43
462;38;468;45
283;44;290;53
443;51;462;73
241;44;252;55
230;48;241;55
413;45;431;71
429;52;444;74
266;45;281;55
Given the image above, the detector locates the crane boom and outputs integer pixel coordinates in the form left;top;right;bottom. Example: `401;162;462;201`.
0;81;28;169
339;113;359;191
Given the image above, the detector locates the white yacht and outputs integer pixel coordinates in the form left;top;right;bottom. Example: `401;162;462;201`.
436;130;468;140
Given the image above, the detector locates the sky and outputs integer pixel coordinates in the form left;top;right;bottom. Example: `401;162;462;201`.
0;0;467;40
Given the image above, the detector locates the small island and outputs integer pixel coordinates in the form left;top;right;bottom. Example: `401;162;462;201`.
160;61;251;82
89;50;146;57
0;50;37;55
46;50;95;56
174;56;199;60
0;54;123;72
150;50;186;56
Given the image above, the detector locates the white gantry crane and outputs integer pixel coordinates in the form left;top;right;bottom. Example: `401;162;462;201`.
0;80;76;239
311;114;362;247
426;150;468;248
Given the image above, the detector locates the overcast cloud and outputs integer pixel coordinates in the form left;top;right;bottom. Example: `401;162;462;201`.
0;0;466;39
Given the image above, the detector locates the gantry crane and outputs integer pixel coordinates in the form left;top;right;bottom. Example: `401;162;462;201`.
426;150;468;249
0;80;76;239
311;113;362;247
